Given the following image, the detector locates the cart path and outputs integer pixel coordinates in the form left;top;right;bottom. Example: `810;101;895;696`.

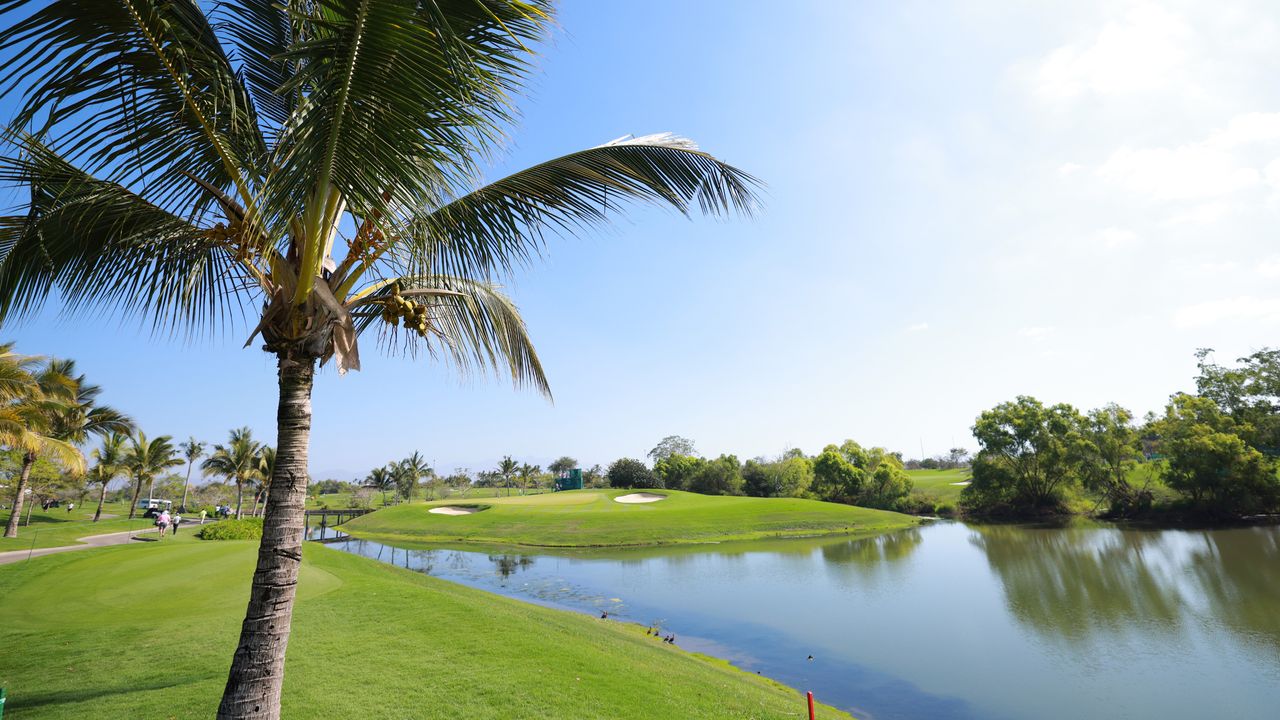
0;529;153;566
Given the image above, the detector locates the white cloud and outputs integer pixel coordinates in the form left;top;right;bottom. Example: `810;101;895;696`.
1058;162;1082;177
1257;257;1280;278
1018;326;1054;340
1033;4;1193;104
1096;227;1138;250
1174;296;1280;328
904;322;930;333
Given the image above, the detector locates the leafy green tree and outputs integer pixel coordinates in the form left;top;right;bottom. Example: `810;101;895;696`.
497;456;520;496
1155;394;1279;515
179;437;207;512
812;445;863;502
1079;404;1150;516
0;2;757;713
963;396;1087;514
548;456;577;475
686;455;743;495
583;464;606;488
837;439;869;467
653;453;702;491
1193;348;1280;452
859;448;913;509
648;436;698;463
606;458;660;489
742;456;813;498
200;428;260;519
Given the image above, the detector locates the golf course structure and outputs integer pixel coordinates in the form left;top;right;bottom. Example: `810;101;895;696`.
341;488;919;548
0;537;853;719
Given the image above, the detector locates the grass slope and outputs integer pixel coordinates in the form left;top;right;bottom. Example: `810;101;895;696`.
0;502;161;552
343;489;918;548
905;470;971;503
0;539;851;719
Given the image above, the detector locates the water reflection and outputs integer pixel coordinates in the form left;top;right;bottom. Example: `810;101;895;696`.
488;553;535;579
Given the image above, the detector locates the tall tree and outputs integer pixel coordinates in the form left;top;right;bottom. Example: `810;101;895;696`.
548;456;577;474
648;436;698;463
251;446;277;517
0;3;757;716
89;433;127;522
179;437;207;512
202;428;261;519
124;432;183;519
364;466;395;506
497;456;519;497
1;353;86;537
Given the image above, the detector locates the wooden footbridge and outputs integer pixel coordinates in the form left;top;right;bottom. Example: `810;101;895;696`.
304;508;372;539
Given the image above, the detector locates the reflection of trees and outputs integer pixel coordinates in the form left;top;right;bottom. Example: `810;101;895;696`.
488;553;536;580
970;525;1184;643
1186;526;1280;652
818;528;923;589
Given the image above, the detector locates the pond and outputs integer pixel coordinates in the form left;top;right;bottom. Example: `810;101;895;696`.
313;521;1280;720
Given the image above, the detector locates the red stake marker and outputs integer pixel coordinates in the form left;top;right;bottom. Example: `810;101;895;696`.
807;691;815;720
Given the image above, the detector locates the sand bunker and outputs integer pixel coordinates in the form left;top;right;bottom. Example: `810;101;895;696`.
614;492;667;504
429;506;481;516
950;481;971;486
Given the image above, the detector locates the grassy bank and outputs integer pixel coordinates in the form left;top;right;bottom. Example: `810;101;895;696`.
342;489;918;548
0;539;852;719
0;502;160;552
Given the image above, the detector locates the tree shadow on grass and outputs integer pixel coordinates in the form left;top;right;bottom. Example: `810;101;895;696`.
10;674;217;710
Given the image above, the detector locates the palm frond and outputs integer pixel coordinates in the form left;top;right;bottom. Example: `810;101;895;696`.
0;135;249;332
387;134;762;281
352;274;548;397
0;0;266;214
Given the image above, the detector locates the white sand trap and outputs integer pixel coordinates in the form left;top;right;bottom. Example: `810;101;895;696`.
614;492;667;504
429;506;481;516
950;481;971;486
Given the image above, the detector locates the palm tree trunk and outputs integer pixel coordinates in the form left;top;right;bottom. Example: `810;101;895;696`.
218;358;314;720
128;475;144;519
234;479;244;519
250;490;260;518
181;462;194;512
3;452;36;538
94;481;108;522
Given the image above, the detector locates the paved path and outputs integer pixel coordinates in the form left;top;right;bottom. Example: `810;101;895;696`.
0;529;150;566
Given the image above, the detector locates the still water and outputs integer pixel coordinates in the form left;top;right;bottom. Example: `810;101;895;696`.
315;521;1280;720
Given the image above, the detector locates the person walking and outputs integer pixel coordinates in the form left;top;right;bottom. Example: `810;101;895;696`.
66;502;74;513
156;509;171;539
171;512;183;536
199;508;207;524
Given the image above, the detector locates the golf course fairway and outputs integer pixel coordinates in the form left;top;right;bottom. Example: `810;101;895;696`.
0;538;852;719
340;489;919;548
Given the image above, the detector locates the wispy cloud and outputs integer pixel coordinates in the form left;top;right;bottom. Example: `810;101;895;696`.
1019;326;1055;340
905;322;930;333
1175;296;1280;328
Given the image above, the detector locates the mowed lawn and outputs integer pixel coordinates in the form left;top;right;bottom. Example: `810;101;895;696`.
342;489;918;548
905;470;971;503
0;502;161;552
0;539;852;720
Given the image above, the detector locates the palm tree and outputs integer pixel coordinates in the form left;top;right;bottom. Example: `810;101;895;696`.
364;466;395;507
124;432;183;520
251;446;276;518
1;355;87;538
179;438;207;512
0;3;757;715
497;456;519;497
202;428;261;519
399;451;433;500
89;433;127;522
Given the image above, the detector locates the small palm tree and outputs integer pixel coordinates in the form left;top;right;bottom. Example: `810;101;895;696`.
89;433;127;523
179;437;207;512
1;354;87;538
0;3;757;713
202;428;261;519
497;456;520;497
364;466;395;506
124;432;183;519
250;446;276;517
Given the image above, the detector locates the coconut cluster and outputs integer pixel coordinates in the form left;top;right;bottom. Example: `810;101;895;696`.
380;288;431;337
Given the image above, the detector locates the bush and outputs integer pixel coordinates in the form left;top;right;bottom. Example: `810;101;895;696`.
198;517;264;541
607;458;660;489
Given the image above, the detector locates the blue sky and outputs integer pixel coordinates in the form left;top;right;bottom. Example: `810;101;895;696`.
6;0;1280;481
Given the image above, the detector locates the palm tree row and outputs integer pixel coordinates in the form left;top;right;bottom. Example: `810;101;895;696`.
0;2;757;715
364;451;434;505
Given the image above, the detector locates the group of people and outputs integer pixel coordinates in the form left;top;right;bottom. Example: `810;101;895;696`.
153;510;183;538
214;505;235;519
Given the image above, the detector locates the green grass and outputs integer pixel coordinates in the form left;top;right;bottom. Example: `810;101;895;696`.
905;469;971;503
0;501;160;552
0;538;852;719
342;488;918;548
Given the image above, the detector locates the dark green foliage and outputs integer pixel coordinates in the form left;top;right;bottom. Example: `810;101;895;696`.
198;517;263;541
812;445;862;502
653;453;702;491
962;397;1087;515
606;458;660;489
686;455;744;495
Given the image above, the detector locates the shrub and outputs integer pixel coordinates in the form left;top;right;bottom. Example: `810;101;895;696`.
607;458;660;489
198;517;264;541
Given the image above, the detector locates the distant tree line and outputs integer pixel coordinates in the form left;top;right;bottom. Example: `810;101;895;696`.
961;349;1280;520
